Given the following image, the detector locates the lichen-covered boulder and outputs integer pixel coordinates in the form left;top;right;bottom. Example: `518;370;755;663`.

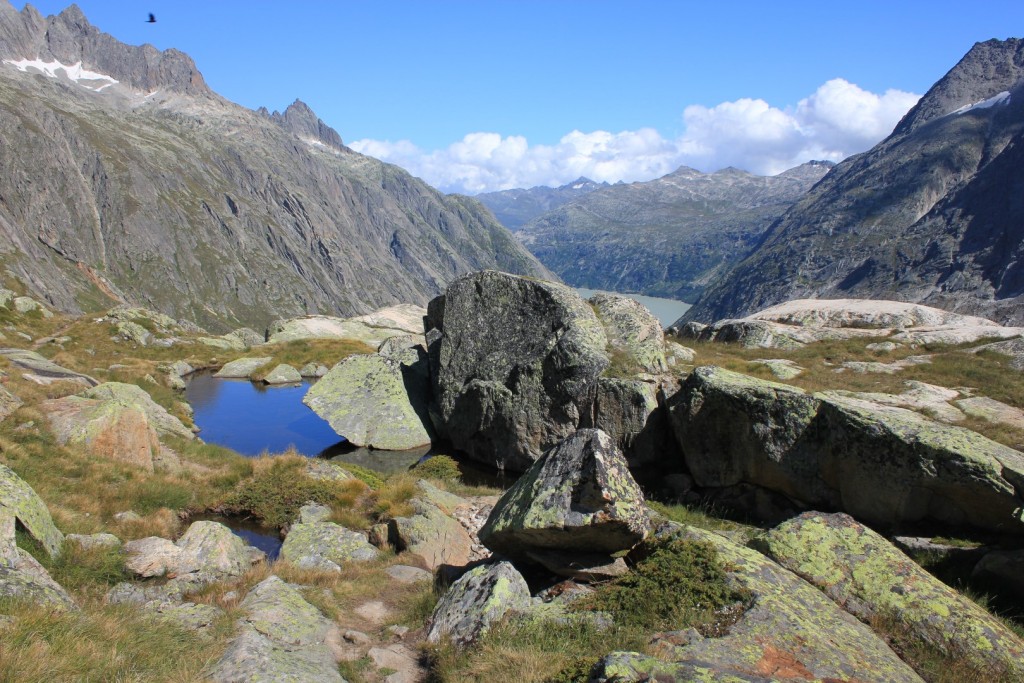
430;271;609;471
427;560;530;647
0;464;64;559
479;429;649;562
303;352;432;450
124;521;259;580
82;383;194;441
299;362;328;378
66;533;122;551
223;327;265;348
214;357;273;378
667;366;1024;534
761;512;1024;678
0;547;76;611
389;497;473;570
377;334;426;360
13;296;52;317
0;385;19;423
280;523;379;571
261;364;301;385
588;293;668;374
117;321;152;346
591;652;772;682
209;575;344;683
650;523;922;682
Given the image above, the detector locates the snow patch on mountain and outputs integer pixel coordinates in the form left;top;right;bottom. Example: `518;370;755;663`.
3;57;118;92
950;91;1011;116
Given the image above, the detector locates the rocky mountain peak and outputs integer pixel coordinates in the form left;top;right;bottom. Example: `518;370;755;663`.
269;98;346;151
892;37;1024;136
0;0;209;95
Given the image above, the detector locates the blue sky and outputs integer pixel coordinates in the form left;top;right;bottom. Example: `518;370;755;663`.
23;1;1024;193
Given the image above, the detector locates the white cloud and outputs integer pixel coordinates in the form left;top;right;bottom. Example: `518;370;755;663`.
349;78;920;194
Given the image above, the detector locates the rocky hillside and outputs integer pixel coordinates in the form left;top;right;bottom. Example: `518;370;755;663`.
474;176;609;230
0;2;550;332
685;38;1024;325
515;162;831;301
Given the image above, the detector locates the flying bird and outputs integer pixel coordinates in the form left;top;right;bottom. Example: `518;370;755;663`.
146;13;156;23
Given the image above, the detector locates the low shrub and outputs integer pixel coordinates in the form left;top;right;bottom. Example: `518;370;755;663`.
412;455;462;482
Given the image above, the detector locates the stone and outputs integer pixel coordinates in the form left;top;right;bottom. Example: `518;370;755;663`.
479;429;650;562
367;644;420;683
297;502;332;524
828;381;965;423
214;357;273;378
866;341;901;352
116;321;152;346
971;337;1024;370
124;521;259;580
524;549;629;582
66;532;122;550
299;362;328;378
389;498;473;570
667;366;1024;534
82;382;194;440
385;565;432;584
269;305;426;345
41;395;162;472
304;352;433;451
581;378;676;468
0;464;64;559
261;364;301;385
0;348;98;386
355;600;393;624
13;296;51;317
427;560;530;647
280;522;379;570
305;460;353;482
750;358;803;380
209;576;344;683
114;510;142;522
223;327;265;348
762;512;1024;679
972;549;1024;600
0;289;12;308
649;522;922;682
956;396;1024;430
588;293;668;373
665;341;696;366
0;549;76;611
0;385;22;423
841;355;933;374
378;334;426;359
146;600;224;635
430;271;609;471
198;336;245;351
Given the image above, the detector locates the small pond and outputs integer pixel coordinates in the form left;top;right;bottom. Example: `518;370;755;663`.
185;372;343;456
575;287;691;328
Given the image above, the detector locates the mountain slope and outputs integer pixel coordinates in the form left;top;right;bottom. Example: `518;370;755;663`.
684;38;1024;325
0;2;550;331
475;177;609;230
515;162;831;301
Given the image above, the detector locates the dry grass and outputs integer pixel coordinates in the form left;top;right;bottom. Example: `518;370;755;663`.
246;338;376;381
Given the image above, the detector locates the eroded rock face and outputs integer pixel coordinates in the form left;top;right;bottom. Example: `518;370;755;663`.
303;351;433;450
645;522;923;683
209;575;344;683
430;271;609;471
426;560;530;647
761;512;1024;679
668;366;1024;534
479;429;650;562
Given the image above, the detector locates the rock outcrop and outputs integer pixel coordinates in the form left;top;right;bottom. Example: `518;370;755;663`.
762;513;1024;678
123;521;261;581
387;482;474;570
0;348;98;386
429;271;609;470
667;366;1024;533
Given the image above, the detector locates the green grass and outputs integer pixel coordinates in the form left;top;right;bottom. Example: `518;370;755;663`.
412;455;463;482
246;338;375;381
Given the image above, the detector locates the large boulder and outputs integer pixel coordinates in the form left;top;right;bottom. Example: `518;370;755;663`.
280;523;379;571
124;521;260;580
430;271;609;470
643;523;923;683
580;378;677;468
761;513;1024;679
479;429;650;565
260;364;301;385
0;464;64;559
588;293;668;374
303;351;433;450
209;576;344;683
388;490;473;570
668;366;1024;534
215;357;273;378
426;560;530;647
81;383;194;441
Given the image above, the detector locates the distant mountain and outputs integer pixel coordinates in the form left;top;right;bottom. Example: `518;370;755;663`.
515;162;832;302
475;177;609;230
0;2;550;331
684;38;1024;325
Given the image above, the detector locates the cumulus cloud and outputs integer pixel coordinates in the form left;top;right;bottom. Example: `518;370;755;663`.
349;79;920;194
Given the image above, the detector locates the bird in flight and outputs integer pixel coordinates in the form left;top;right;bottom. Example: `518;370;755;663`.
146;13;156;23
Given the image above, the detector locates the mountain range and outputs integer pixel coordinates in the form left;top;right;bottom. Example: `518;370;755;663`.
684;38;1024;325
509;161;832;302
475;177;609;231
0;2;550;332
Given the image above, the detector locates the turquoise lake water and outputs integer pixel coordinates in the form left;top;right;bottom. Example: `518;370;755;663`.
574;288;691;327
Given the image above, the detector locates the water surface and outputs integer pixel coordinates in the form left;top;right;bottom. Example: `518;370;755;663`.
186;373;343;456
575;287;691;327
